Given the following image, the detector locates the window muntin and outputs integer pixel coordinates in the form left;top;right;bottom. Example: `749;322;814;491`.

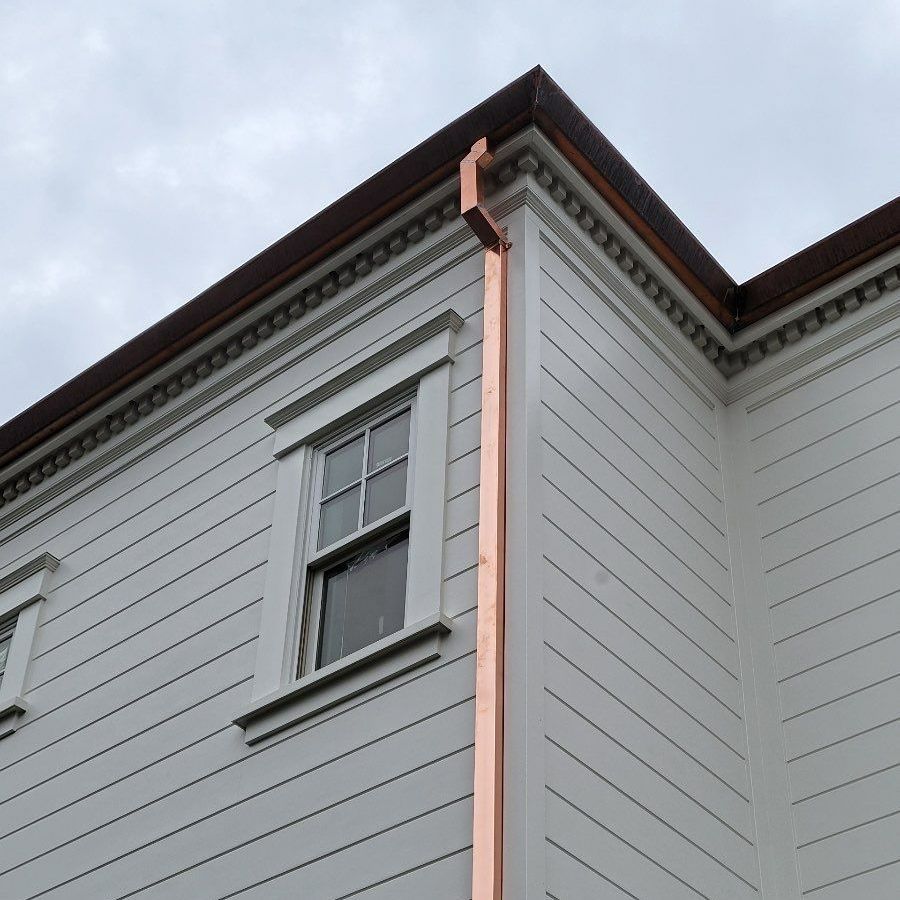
304;402;415;672
0;621;14;690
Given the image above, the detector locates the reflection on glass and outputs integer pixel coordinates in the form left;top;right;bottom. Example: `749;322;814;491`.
0;631;11;689
323;436;364;497
368;411;410;472
363;460;407;525
318;485;361;549
318;534;409;668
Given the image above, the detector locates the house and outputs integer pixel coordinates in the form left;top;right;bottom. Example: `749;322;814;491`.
0;66;898;899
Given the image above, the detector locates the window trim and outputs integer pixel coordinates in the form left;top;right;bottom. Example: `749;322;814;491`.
235;309;462;743
0;552;59;738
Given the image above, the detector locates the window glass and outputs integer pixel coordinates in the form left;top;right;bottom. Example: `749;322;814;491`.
363;460;408;525
323;436;364;497
318;533;409;668
368;411;410;472
318;485;361;549
0;627;12;689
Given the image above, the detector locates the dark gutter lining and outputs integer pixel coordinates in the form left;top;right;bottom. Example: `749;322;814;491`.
1;65;897;467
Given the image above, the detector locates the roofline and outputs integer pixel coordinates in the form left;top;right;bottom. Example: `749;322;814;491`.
2;65;897;468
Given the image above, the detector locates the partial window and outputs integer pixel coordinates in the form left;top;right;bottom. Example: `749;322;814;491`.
0;620;13;690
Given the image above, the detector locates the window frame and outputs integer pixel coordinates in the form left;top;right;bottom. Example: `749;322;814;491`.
235;309;462;744
0;552;59;739
300;395;417;677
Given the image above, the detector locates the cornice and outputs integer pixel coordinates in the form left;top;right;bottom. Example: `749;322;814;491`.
3;128;898;513
0;190;464;514
494;135;900;387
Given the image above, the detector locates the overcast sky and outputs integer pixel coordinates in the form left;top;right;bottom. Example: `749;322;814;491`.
2;1;898;425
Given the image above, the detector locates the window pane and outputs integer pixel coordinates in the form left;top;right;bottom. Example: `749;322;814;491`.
318;534;408;668
0;632;11;684
323;436;364;497
368;411;410;472
318;485;361;549
363;460;408;525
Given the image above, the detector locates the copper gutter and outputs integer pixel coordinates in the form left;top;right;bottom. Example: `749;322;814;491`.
462;138;509;900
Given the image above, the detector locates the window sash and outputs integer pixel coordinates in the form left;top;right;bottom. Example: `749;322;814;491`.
300;397;417;675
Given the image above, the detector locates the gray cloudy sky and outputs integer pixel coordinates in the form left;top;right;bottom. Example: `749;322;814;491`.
2;1;898;425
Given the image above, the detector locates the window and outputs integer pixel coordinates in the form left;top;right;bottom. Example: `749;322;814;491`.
303;403;414;672
0;551;59;738
0;620;13;690
235;309;461;744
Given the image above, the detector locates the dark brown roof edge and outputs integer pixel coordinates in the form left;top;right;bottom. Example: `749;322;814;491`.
738;195;900;326
2;66;898;468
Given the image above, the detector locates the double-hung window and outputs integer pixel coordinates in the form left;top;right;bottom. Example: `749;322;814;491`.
304;403;414;672
236;309;461;743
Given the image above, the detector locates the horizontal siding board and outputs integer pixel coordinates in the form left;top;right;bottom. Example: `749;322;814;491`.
544;646;750;823
757;437;900;540
750;365;900;469
230;798;473;900
540;334;723;527
546;741;757;898
788;718;900;803
2;701;473;896
775;590;900;679
29;530;269;689
543;435;732;630
542;522;740;709
545;788;703;900
798;813;900;895
779;632;900;720
545;691;754;857
752;403;900;505
747;333;900;439
539;247;716;433
793;765;900;847
541;273;719;469
545;838;637;900
784;675;900;761
34;496;272;659
543;487;738;672
544;605;748;791
542;372;726;555
543;557;743;745
0;606;258;775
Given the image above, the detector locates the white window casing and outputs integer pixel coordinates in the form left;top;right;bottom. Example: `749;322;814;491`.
0;552;59;738
235;309;462;744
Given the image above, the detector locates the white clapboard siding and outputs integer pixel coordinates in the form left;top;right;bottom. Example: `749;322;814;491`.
748;327;900;898
0;248;484;900
538;242;754;899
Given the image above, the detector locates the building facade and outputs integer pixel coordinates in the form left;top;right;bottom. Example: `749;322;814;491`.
0;68;898;899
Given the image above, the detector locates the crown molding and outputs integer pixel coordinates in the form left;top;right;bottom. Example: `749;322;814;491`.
0;183;467;516
4;126;898;514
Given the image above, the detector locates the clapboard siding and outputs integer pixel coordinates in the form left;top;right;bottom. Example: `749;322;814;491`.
748;328;900;897
0;248;484;898
538;245;755;899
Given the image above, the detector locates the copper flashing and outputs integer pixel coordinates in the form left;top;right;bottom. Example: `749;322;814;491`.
464;140;508;900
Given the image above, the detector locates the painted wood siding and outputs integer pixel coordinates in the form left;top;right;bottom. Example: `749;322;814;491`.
538;241;758;899
0;247;484;899
747;329;900;898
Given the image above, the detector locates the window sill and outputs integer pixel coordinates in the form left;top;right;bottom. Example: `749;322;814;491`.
234;613;452;744
0;696;27;740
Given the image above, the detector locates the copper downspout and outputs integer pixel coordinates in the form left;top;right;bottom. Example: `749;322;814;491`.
462;138;509;900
